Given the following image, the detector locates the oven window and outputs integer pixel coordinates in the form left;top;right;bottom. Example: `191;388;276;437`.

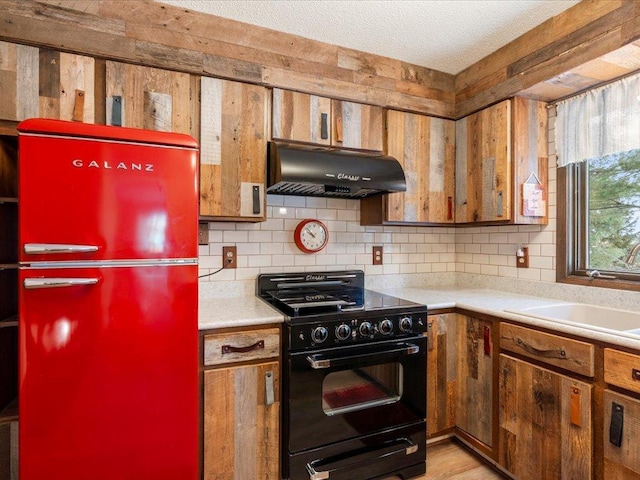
322;363;403;416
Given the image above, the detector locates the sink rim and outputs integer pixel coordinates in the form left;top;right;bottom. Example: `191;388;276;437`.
504;302;640;339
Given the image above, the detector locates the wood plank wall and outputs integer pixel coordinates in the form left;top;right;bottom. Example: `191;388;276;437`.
0;0;638;118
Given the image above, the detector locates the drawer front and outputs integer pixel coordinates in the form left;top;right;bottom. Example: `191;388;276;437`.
204;328;280;366
500;323;594;377
605;349;640;395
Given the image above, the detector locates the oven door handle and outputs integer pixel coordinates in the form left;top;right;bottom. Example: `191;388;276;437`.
306;437;419;480
306;343;420;369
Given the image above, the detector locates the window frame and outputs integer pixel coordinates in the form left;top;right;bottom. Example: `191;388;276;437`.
557;161;640;291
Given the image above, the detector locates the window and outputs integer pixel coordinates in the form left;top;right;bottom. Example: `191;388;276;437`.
557;72;640;288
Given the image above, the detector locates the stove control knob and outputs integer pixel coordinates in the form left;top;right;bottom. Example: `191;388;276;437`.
359;321;373;337
335;324;351;341
311;326;328;344
379;319;394;335
399;316;413;332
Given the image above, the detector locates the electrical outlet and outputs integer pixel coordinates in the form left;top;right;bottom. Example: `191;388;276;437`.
373;246;383;265
198;223;209;245
516;246;529;268
222;246;237;269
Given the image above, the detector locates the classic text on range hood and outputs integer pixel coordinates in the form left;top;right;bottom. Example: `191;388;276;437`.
267;142;407;198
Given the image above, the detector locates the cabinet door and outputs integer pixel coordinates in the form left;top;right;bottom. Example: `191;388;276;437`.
455;99;511;223
456;314;493;447
0;42;95;122
204;361;280;480
499;354;592;480
331;99;383;151
427;313;457;437
272;88;331;145
604;390;640;479
105;61;195;135
199;77;268;220
361;110;455;225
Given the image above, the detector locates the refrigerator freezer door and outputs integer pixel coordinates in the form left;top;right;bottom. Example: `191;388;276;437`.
19;264;198;480
18;121;198;263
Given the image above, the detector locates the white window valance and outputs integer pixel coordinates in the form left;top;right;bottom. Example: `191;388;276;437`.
555;71;640;167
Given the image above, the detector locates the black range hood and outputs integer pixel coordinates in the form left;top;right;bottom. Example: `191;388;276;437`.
267;142;406;199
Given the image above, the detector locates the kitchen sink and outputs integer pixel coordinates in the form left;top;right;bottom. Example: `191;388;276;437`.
506;303;640;335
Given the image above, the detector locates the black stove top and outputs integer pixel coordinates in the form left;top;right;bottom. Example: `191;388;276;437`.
257;270;427;350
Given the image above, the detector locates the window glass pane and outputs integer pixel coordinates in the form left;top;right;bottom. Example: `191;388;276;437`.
587;147;640;272
322;364;403;416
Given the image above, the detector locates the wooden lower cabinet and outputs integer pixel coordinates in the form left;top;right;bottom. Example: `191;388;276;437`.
203;361;280;480
426;313;457;437
499;354;592;480
456;314;493;448
603;390;640;479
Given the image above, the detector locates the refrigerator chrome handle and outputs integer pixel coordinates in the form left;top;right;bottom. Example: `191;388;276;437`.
24;278;99;289
24;243;99;254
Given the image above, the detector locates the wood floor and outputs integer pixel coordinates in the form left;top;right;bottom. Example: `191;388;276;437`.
383;440;506;480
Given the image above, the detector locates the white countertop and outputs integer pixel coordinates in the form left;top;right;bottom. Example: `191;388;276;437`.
198;287;640;351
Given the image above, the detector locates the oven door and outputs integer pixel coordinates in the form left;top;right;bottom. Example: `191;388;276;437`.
286;336;426;453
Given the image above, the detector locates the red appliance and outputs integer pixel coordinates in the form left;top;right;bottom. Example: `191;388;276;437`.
17;119;199;480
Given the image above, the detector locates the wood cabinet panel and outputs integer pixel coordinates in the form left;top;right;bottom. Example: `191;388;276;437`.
331;99;383;151
272;88;331;145
605;348;640;395
456;314;493;447
199;77;268;220
455;97;548;225
203;362;280;480
0;41;95;123
500;322;595;377
604;389;640;480
456;99;511;223
203;327;280;366
499;354;592;480
105;61;194;135
426;313;457;437
361;110;455;225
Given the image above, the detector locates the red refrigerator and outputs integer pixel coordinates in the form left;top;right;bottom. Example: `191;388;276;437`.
17;119;199;480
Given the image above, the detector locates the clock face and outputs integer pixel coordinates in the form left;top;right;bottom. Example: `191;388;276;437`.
294;219;329;253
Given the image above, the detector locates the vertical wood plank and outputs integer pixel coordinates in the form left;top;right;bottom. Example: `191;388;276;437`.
38;49;60;119
455;118;468;222
0;42;18;121
234;366;257;479
204;369;235;479
200;76;223;166
58;52;95;122
16;44;39;120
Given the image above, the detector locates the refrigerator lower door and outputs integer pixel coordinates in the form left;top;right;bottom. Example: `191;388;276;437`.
19;264;198;480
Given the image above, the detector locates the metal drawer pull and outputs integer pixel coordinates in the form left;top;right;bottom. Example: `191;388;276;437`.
265;371;275;406
516;337;566;359
632;368;640;381
306;438;418;480
307;343;420;369
24;277;99;289
24;243;99;254
221;340;264;355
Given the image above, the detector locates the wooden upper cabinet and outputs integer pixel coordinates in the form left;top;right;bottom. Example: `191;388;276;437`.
331;99;384;151
199;77;268;221
105;61;196;135
0;41;95;123
271;88;383;152
455;97;548;225
361;110;455;225
272;88;331;146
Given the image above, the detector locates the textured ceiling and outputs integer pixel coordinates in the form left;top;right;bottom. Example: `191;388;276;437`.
158;0;580;75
